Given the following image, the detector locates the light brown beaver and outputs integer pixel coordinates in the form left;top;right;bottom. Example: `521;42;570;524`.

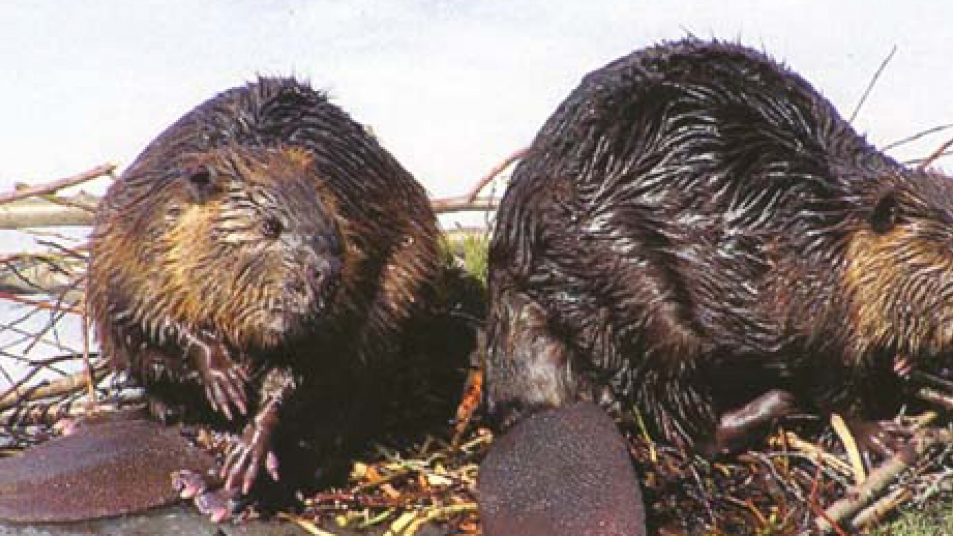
485;38;953;460
86;77;446;518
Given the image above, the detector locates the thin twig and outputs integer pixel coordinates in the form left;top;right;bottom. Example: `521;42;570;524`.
848;45;897;124
882;123;953;152
82;287;97;405
917;387;953;411
403;503;478;535
0;365;109;411
783;431;853;475
465;147;527;203
38;192;98;213
916;136;953;172
0;292;82;314
0;164;115;206
428;148;525;215
430;197;498;214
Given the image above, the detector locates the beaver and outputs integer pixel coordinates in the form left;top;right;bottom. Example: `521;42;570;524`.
86;77;444;516
478;402;646;536
484;38;953;457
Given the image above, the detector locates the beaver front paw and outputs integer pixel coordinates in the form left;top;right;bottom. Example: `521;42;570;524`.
201;352;250;421
173;469;244;523
222;420;280;495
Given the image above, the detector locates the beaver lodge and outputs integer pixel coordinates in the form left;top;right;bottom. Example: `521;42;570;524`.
2;147;953;535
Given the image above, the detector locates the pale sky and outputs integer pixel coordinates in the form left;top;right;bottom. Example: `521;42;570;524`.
2;0;952;199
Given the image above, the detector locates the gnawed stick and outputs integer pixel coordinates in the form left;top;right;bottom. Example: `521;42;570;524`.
464;147;527;203
0;364;109;412
850;487;911;531
0;164;115;206
815;427;953;534
430;147;527;214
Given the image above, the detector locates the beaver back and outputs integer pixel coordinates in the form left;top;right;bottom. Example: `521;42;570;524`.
486;39;953;446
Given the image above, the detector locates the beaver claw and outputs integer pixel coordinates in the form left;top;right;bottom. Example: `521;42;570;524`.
173;469;241;523
181;328;250;421
202;357;249;421
222;421;281;495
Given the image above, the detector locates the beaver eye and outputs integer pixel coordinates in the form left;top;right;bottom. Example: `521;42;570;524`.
262;217;283;238
184;165;219;203
869;193;899;235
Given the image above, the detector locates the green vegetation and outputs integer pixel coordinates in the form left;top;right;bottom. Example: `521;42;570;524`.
870;503;953;536
441;230;490;286
459;232;489;285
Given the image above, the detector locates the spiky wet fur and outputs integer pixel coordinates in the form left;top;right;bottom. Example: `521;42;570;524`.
87;77;441;449
485;39;953;448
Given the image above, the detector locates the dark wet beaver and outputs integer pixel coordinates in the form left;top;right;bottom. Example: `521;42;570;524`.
86;77;445;514
485;38;953;456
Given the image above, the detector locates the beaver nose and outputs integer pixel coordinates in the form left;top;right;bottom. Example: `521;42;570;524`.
312;257;342;292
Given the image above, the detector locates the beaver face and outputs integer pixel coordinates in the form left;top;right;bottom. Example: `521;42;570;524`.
160;145;344;349
845;171;953;361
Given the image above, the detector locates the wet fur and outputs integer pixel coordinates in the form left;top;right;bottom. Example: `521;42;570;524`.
87;78;442;481
485;39;953;448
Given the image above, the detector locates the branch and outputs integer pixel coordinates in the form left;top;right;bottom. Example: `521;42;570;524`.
882;123;953;152
916;136;953;172
814;427;953;534
0;291;82;314
0;255;84;297
429;147;526;215
465;147;527;203
0;364;110;412
848;45;896;124
431;196;499;214
0;197;97;229
0;164;115;206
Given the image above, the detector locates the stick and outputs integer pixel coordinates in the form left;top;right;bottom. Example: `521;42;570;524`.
882;123;953;152
465;147;527;203
814;428;953;534
784;431;853;475
0;365;109;411
430;196;499;214
0;196;97;229
917;387;953;411
848;45;896;124
82;288;97;405
429;148;526;214
850;487;911;530
916;135;953;171
0;164;115;206
830;413;866;485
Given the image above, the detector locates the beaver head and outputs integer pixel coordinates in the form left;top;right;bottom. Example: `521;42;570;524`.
844;170;953;363
94;144;345;352
172;145;344;347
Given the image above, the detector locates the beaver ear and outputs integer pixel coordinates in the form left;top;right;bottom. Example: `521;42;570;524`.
182;165;221;204
869;192;898;235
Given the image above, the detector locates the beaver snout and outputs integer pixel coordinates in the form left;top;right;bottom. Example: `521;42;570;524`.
283;255;341;313
310;256;342;306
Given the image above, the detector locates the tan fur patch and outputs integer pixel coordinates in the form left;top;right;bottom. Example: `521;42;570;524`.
844;226;953;359
159;202;220;329
281;146;316;170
